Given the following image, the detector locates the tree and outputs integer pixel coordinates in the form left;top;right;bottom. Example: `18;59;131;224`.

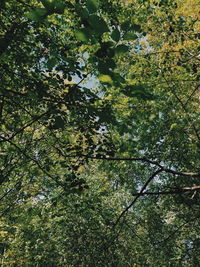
0;0;199;265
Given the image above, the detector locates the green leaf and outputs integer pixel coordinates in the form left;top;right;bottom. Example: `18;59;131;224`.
41;0;54;10
0;0;6;9
123;32;137;41
115;44;129;56
88;15;109;35
26;8;47;21
75;28;92;42
98;75;113;83
86;0;99;14
130;24;142;32
53;116;65;129
149;114;156;121
111;28;120;42
121;20;130;31
170;123;178;131
41;0;65;14
78;8;89;19
123;84;153;100
97;61;110;74
97;58;116;74
54;1;65;14
112;73;126;84
46;57;57;69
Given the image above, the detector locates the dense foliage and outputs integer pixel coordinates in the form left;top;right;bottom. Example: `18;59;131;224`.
0;0;199;266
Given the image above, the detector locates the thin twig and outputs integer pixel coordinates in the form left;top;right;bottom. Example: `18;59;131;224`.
0;136;63;187
131;185;200;196
113;169;164;227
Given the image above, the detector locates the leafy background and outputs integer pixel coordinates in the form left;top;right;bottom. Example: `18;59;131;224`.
0;0;199;265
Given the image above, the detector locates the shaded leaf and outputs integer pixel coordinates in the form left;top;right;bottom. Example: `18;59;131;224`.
75;28;92;42
115;44;129;56
46;57;57;69
41;0;65;14
123;32;137;41
111;28;120;42
78;8;89;18
121;20;130;31
123;84;153;100
97;61;111;74
53;0;65;14
130;24;142;32
86;0;99;14
26;8;47;21
53;116;65;129
97;59;116;74
41;0;55;11
112;73;126;84
88;15;109;35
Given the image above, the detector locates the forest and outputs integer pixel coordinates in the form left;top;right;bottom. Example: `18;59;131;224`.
0;0;200;266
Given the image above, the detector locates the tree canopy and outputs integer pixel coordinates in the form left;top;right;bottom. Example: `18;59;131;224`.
0;0;200;266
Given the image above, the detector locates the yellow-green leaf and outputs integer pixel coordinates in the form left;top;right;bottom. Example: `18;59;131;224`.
98;75;113;83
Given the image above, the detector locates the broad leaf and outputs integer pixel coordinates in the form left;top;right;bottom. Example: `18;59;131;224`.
75;28;92;42
115;44;129;55
130;24;142;32
121;20;130;31
41;0;65;14
46;57;57;69
88;15;109;35
111;28;120;42
98;75;113;83
86;0;99;14
123;32;137;41
26;8;47;21
123;84;153;100
53;116;65;129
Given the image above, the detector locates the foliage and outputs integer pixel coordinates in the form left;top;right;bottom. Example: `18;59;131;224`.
0;0;199;266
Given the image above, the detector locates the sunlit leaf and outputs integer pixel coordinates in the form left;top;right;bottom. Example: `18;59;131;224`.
98;75;113;83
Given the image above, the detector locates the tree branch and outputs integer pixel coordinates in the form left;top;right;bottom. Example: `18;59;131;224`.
185;83;200;107
0;136;63;187
0;181;21;202
113;169;164;227
0;22;27;55
0;111;48;142
159;69;200;141
131;185;200;196
46;147;200;178
83;155;200;177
